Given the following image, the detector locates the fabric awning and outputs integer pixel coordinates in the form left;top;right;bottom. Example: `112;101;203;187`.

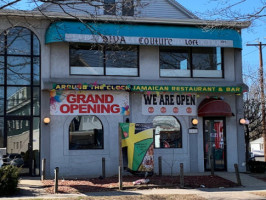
198;98;233;117
45;21;242;48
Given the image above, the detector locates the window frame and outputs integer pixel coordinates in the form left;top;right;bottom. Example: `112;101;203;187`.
122;0;134;16
69;43;139;77
69;116;104;150
104;0;116;15
159;46;191;78
0;26;41;139
153;116;182;149
0;26;41;175
159;47;224;79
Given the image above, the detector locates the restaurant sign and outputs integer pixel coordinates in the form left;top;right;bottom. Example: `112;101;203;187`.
52;84;243;93
50;90;129;115
132;85;242;93
53;84;130;91
142;93;197;116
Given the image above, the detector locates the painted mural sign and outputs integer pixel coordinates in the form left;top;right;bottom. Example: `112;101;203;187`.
142;93;197;115
120;123;154;172
50;90;130;115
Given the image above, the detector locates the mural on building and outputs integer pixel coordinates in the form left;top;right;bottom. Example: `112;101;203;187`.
120;123;154;172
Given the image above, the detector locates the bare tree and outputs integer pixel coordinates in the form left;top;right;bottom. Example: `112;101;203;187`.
197;0;265;22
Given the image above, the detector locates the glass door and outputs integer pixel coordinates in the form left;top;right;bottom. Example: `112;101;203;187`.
6;118;32;175
204;118;226;171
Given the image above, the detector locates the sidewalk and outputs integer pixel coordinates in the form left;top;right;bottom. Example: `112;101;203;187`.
2;172;266;200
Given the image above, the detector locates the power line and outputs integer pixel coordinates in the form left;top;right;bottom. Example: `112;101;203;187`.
244;49;259;56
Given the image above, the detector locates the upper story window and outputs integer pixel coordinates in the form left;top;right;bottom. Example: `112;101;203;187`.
104;0;134;16
70;44;139;76
104;0;116;15
192;47;222;78
160;47;190;77
122;0;134;16
160;47;223;78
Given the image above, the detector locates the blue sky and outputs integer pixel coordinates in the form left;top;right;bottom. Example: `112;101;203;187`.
4;0;265;82
178;0;266;82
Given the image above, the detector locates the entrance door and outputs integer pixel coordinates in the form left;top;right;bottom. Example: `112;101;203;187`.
203;118;226;171
6;118;32;175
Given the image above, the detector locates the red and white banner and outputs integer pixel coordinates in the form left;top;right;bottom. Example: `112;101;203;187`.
142;93;197;115
50;90;129;115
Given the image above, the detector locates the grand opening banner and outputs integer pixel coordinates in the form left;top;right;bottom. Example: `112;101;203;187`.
120;123;154;172
50;90;130;115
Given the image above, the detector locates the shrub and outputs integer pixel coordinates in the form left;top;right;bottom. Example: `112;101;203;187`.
0;165;20;196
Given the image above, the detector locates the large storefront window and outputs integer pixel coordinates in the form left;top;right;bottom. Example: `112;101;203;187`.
69;116;104;150
0;27;41;176
153;116;182;148
160;47;223;78
70;44;138;76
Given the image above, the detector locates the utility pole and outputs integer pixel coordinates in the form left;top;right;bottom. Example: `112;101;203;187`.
247;42;266;161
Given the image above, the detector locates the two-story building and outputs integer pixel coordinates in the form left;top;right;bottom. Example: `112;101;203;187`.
0;0;250;177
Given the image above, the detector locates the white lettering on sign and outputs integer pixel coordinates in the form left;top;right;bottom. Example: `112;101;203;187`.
50;90;130;115
65;34;234;47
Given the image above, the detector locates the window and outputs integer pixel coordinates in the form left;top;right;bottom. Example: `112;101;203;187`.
122;0;134;16
160;47;190;77
160;47;223;78
0;87;4;115
192;47;222;77
0;118;3;148
105;45;138;75
0;27;40;116
153;116;182;148
70;44;138;76
69;116;103;150
104;0;116;15
0;27;41;175
70;45;104;75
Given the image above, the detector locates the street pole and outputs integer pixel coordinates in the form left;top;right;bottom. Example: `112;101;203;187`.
247;42;266;161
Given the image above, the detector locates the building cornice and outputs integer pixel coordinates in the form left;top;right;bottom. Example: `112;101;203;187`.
0;9;251;29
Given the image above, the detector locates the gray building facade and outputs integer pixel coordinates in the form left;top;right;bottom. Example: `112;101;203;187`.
0;0;250;177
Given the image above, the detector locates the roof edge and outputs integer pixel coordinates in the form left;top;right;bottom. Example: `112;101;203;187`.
0;9;251;29
166;0;199;19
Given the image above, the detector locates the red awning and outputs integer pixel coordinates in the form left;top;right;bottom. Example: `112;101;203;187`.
198;98;233;117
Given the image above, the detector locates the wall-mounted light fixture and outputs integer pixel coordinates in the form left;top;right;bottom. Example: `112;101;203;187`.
191;118;199;126
43;117;51;125
239;118;249;125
